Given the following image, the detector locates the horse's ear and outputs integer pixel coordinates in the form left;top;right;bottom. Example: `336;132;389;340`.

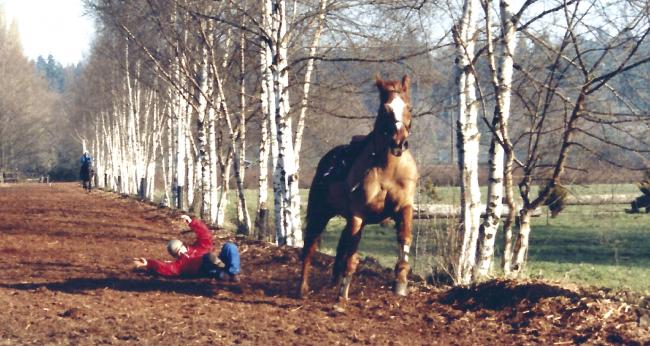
401;75;411;94
375;73;384;90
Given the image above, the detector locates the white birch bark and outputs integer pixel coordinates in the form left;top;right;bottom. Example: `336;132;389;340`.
197;38;212;219
145;90;160;201
256;111;271;240
187;116;197;209
95;115;104;188
207;27;233;226
512;210;532;273
475;0;517;279
208;94;219;223
501;146;517;276
162;103;173;206
236;13;247;228
103;108;116;190
454;0;481;285
211;56;252;234
271;9;287;245
236;27;251;233
160;133;171;206
175;74;187;210
216;150;232;228
256;1;275;241
123;43;142;196
115;100;128;193
271;0;302;247
256;0;277;241
170;7;189;209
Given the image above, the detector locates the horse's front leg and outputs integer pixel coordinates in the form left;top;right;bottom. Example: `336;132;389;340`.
394;205;413;296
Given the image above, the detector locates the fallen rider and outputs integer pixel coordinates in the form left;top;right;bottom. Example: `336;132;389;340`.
133;214;240;282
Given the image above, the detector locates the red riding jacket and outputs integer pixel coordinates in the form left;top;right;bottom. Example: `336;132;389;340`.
145;219;213;277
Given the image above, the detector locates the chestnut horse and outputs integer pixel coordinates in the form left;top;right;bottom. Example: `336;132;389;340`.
300;75;418;303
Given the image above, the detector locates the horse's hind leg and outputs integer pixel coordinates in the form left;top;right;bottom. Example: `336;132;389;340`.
394;205;414;296
299;213;330;298
332;226;351;286
335;216;364;302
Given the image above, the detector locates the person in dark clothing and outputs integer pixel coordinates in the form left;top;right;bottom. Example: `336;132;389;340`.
133;215;241;282
79;151;93;191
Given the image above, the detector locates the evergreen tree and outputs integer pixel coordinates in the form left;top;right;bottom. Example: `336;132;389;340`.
35;54;66;92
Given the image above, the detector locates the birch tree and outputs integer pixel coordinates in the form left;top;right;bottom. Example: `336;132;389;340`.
255;0;276;241
197;26;212;219
453;0;482;285
474;0;518;279
263;0;303;246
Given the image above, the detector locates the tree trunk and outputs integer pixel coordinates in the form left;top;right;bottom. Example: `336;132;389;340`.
271;0;302;247
174;60;187;210
256;116;271;241
501;147;516;276
475;0;517;280
208;97;219;223
216;151;232;228
453;0;481;285
256;2;274;241
511;209;533;274
235;27;252;235
197;40;211;219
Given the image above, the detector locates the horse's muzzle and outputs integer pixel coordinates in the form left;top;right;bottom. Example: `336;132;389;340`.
390;140;408;156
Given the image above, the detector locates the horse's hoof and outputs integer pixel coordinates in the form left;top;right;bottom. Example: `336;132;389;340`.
394;281;408;296
298;287;309;299
332;302;347;313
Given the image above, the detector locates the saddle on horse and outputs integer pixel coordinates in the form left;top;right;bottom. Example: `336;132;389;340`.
318;135;370;183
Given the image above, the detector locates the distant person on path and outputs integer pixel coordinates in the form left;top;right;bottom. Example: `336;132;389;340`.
79;151;93;191
133;215;241;282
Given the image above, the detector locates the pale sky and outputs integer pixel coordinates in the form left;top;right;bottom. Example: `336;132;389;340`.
1;0;95;66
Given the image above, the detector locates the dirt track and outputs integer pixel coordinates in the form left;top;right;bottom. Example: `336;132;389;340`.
0;183;648;345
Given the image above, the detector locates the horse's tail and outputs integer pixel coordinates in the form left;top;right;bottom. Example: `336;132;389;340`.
302;181;327;259
305;181;327;226
301;149;339;259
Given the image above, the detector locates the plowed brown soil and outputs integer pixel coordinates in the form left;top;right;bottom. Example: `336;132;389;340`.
1;183;648;345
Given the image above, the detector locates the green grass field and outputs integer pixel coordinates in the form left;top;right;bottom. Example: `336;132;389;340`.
222;184;650;294
525;204;650;293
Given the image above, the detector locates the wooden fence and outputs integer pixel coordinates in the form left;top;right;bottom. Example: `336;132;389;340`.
414;194;636;219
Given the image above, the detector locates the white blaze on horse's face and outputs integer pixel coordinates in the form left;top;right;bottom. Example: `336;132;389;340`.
388;95;406;130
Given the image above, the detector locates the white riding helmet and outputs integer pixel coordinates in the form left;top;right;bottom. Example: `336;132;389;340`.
166;239;185;257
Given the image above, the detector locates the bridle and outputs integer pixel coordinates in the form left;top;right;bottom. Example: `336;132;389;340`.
377;92;411;157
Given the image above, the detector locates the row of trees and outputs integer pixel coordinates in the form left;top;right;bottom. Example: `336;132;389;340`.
63;0;650;285
76;0;444;246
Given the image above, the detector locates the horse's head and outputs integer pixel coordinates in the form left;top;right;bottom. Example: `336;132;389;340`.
375;74;412;157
